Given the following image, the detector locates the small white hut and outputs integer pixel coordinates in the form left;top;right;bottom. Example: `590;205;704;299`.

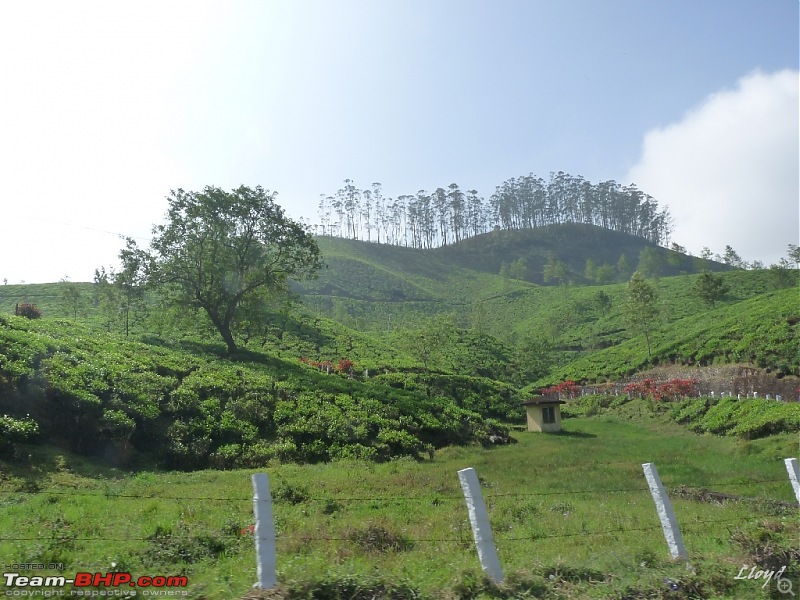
521;396;566;432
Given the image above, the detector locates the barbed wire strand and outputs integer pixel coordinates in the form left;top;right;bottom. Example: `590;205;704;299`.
0;514;770;545
0;477;790;503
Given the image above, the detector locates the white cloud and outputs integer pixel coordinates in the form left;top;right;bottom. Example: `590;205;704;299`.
626;70;799;265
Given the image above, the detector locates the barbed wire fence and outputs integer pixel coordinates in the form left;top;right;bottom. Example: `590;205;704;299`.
1;460;797;589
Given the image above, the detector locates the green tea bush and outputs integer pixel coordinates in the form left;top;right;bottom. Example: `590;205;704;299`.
99;409;136;441
669;397;710;424
668;396;800;439
208;443;242;469
729;401;800;439
0;414;39;456
561;394;615;418
0;305;519;468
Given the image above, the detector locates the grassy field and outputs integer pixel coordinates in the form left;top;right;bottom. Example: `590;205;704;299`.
1;414;797;598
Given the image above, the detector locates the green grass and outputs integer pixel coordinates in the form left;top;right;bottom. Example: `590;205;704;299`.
1;417;797;598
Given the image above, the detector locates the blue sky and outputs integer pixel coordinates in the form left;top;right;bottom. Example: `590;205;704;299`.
1;0;797;283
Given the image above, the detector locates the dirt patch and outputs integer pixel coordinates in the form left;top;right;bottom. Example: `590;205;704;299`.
671;485;797;513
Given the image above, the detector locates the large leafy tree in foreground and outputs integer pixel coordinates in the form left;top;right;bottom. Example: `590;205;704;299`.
126;185;322;355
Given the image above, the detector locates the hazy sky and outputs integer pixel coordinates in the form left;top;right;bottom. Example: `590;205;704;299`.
1;0;797;284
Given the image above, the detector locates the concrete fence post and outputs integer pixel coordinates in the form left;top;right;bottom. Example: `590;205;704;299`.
458;467;504;584
252;473;278;589
784;458;800;506
642;463;688;560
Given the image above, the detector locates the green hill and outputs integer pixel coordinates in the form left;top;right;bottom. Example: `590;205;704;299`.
295;224;738;329
290;228;796;385
0;224;797;470
432;223;712;282
533;286;800;387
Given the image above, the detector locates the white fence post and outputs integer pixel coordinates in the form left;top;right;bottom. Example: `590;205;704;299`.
784;458;800;505
252;473;278;589
458;467;504;584
641;463;688;560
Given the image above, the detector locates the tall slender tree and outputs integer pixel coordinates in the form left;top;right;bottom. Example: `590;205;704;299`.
625;272;660;356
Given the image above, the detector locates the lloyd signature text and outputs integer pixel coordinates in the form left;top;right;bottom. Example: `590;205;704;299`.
735;564;791;591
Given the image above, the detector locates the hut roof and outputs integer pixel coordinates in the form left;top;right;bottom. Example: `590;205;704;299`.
521;396;566;406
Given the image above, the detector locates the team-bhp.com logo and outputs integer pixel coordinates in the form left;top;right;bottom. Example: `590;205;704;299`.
4;572;188;595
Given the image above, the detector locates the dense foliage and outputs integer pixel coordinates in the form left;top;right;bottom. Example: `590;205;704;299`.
0;413;38;456
0;314;511;469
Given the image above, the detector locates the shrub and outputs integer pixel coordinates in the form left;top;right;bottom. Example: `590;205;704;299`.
141;524;229;567
286;573;421;599
561;394;615;418
345;524;414;554
239;440;274;467
208;443;242;469
0;414;39;456
15;303;41;319
669;397;710;424
624;378;697;401
541;380;580;398
657;378;697;401
337;358;354;374
99;409;136;441
273;482;311;505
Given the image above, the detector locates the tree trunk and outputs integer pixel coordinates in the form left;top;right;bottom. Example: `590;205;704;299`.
202;305;238;355
220;324;238;355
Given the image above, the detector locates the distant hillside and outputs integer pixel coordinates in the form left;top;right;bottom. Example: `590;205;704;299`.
432;223;721;283
306;224;725;293
293;224;747;333
1;224;795;418
284;227;798;393
531;286;799;388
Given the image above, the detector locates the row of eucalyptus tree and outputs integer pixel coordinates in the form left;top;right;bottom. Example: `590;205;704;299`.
315;171;672;248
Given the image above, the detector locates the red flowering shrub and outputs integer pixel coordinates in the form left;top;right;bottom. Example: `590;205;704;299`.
624;378;697;401
541;380;580;399
337;359;354;374
298;357;338;374
624;379;658;399
658;379;697;401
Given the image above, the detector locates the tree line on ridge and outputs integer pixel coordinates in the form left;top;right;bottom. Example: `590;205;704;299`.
315;170;673;248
